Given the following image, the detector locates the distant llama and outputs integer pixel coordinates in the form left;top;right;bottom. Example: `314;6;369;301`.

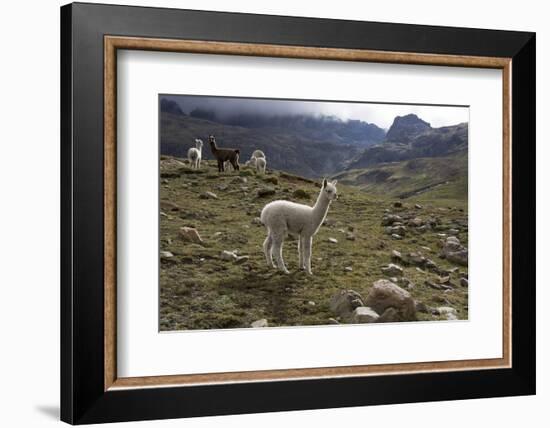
260;179;338;274
246;155;267;174
187;139;203;169
208;135;240;172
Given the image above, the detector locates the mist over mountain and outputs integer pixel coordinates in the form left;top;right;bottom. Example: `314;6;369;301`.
188;109;386;147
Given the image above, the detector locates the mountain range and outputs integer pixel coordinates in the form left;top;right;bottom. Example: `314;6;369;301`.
160;100;468;198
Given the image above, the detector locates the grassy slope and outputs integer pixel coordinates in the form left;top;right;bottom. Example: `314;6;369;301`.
160;158;468;331
333;152;468;203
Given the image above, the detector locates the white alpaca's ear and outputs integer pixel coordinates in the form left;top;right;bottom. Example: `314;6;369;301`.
331;180;338;186
322;178;328;188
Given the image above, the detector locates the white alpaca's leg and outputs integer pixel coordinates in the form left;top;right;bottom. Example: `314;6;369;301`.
263;234;275;268
197;158;201;169
304;236;313;275
298;236;303;269
272;234;289;274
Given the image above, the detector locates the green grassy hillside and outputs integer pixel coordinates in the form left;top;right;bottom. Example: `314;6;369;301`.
333;152;467;202
159;157;469;331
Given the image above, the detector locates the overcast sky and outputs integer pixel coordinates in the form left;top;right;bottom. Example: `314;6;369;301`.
163;94;468;130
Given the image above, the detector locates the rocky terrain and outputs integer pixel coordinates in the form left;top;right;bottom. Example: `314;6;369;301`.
159;157;469;331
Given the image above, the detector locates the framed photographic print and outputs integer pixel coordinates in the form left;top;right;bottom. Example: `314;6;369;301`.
60;2;536;424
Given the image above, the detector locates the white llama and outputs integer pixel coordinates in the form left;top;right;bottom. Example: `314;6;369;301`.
187;139;203;169
252;149;265;159
255;156;266;174
260;178;338;274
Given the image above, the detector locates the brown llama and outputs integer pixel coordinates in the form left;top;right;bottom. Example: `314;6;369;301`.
208;135;240;172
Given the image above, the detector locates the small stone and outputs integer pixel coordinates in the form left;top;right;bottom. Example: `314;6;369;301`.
328;318;340;325
307;301;316;306
160;200;180;211
460;278;469;287
330;290;365;318
439;276;451;284
393;201;403;208
250;319;268;328
352;307;380;323
448;228;460;235
346;232;356;241
160;251;173;258
234;255;250;264
391;234;402;240
220;250;238;261
328;237;338;244
344;266;353;272
391;250;403;262
381;214;403;226
381;263;403;276
178;226;203;244
252;217;262;225
414;204;423;209
199;191;218;199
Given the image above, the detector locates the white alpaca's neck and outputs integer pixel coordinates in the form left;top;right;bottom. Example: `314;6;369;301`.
311;190;331;231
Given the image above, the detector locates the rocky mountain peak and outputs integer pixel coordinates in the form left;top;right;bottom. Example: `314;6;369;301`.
386;114;431;142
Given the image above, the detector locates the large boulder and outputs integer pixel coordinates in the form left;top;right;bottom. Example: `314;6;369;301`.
440;236;468;266
365;279;416;321
330;290;365;318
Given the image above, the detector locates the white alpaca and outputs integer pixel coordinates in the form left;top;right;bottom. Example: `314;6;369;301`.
255;156;266;174
252;149;265;159
187;139;203;169
261;179;338;274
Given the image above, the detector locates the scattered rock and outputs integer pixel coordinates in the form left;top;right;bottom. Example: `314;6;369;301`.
381;263;403;276
232;176;247;184
344;266;353;272
414;204;423;209
330;290;365;318
448;228;460;235
160;200;180;211
328;318;340;325
377;307;400;323
408;217;424;227
406;252;426;266
365;279;416;321
391;250;403;262
352;306;380;323
328;237;338;244
415;301;430;313
391;234;403;240
382;214;403;226
460;278;469;287
425;259;438;270
435;307;458;320
257;187;276;198
307;301;316;306
199;191;218;200
252;217;263;225
220;250;238;261
346;232;356;241
251;319;268;328
234;255;250;264
160;251;174;258
178;226;203;244
440;236;468;266
393;201;403;208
